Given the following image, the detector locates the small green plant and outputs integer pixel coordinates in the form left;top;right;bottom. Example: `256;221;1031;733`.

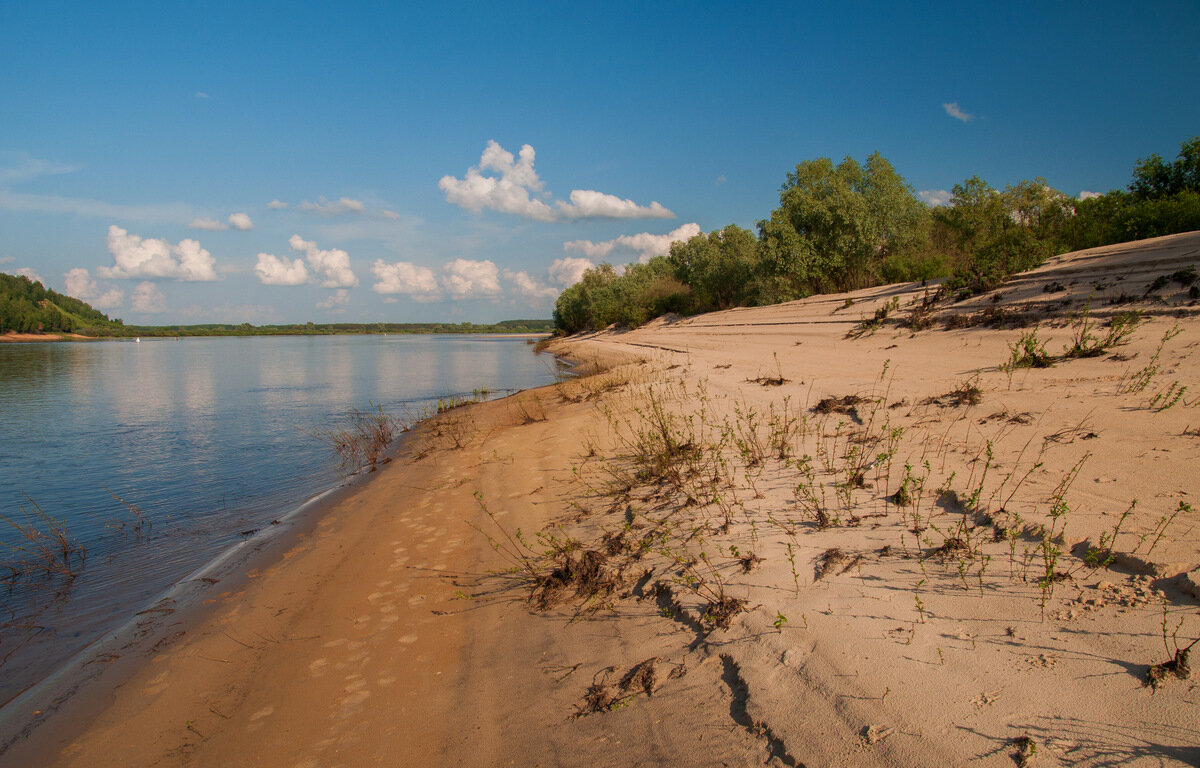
1003;329;1053;372
773;612;789;631
1119;323;1182;394
1145;603;1197;690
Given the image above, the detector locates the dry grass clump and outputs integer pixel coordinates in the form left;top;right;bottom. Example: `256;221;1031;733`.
313;402;401;473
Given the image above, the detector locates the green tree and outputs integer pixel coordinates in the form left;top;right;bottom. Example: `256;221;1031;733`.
759;152;929;294
668;224;759;311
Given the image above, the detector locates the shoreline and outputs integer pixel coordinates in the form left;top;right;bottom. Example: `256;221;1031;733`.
5;232;1199;766
0;454;379;758
0;376;549;762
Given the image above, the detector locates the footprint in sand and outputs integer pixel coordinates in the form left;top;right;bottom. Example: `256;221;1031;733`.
408;594;426;607
250;705;274;721
337;690;371;719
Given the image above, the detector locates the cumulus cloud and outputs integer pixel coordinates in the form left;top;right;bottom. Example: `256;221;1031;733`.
297;197;367;216
503;269;558;302
253;253;309;286
130;281;167;313
267;199;288;209
227;212;253;230
1079;190;1102;200
555;190;673;220
287;235;357;288
942;102;974;122
370;260;441;301
548;257;595;287
370;258;504;301
64;267;125;309
316;289;351;310
919;189;953;207
439;141;674;221
99;225;219;281
439;142;556;221
564;222;701;263
443;259;501;299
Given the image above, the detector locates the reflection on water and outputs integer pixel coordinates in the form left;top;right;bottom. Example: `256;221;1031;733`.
0;334;554;703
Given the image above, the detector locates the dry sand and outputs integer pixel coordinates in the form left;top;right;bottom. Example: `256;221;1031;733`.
4;231;1200;767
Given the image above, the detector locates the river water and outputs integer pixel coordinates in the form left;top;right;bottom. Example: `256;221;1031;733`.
0;334;556;704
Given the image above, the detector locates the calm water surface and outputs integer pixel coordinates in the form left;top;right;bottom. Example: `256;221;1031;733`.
0;334;556;703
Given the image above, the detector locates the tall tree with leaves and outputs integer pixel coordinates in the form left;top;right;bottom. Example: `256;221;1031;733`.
757;152;929;295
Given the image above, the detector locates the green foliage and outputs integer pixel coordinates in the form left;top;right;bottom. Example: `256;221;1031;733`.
758;152;931;295
543;136;1200;336
0;272;122;334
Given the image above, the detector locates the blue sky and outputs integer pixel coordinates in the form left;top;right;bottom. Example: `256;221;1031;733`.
2;1;1198;324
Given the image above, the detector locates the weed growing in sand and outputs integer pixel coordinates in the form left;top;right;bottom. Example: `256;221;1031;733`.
313;402;401;473
1119;323;1182;395
1146;603;1198;690
1035;454;1089;618
1002;329;1053;375
1062;303;1141;359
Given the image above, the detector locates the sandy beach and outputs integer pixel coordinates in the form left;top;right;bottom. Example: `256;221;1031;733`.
5;232;1200;767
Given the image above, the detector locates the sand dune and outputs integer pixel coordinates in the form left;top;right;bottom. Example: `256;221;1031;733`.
5;232;1200;767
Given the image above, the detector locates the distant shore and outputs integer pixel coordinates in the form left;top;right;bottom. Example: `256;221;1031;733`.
0;329;554;344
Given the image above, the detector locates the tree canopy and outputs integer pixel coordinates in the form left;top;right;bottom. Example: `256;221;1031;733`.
552;135;1200;335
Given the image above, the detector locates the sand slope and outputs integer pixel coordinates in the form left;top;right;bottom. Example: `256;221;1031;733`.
4;232;1199;767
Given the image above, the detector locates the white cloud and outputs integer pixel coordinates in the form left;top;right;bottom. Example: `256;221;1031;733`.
548;257;595;287
227;212;253;231
0;256;12;264
267;199;288;209
253;253;309;286
439;142;556;221
14;267;44;285
370;259;441;301
99;225;219;281
64;267;125;309
194;91;211;100
942;102;974;122
130;281;167;313
443;258;501;299
0;151;80;187
555;190;673;220
439;140;674;221
1079;190;1102;200
316;289;351;310
297;197;367;216
370;258;504;301
919;189;953;207
503;269;558;302
190;217;226;231
287;235;357;288
715;175;726;186
564;222;701;263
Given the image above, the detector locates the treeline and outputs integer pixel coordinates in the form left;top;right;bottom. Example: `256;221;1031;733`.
0;273;123;334
554;136;1200;334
